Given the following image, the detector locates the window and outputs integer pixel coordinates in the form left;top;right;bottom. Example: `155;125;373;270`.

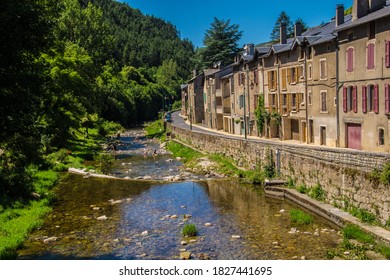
308;64;312;80
320;91;327;112
346;47;354;72
367;43;375;70
238;94;244;109
343;86;357;113
378;128;385;146
308;91;312;105
253;70;258;84
320;59;327;79
385;41;390;68
362;84;379;113
238;72;245;85
268;70;277;91
290;67;297;84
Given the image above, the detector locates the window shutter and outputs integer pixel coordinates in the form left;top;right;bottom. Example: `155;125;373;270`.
297;93;300;112
367;44;375;69
287;68;291;84
254;70;258;84
343;87;347;113
386;41;390;68
273;71;277;90
385;84;390;114
374;84;379;114
362;85;367;113
353;86;358;113
268;72;272;89
282;68;287;89
296;66;300;83
347;48;354;72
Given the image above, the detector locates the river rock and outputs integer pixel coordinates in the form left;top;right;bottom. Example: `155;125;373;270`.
272;241;279;246
180;252;191;260
92;207;100;211
97;215;108;221
205;222;212;227
231;235;241;239
141;231;149;236
43;237;57;243
171;215;178;219
181;241;187;246
198;253;210;260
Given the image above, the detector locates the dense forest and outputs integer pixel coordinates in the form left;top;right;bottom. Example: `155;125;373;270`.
0;0;195;196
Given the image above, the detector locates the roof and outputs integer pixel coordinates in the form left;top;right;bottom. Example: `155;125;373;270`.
203;69;219;77
335;1;390;32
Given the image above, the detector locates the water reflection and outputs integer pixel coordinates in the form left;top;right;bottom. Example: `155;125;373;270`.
18;175;340;260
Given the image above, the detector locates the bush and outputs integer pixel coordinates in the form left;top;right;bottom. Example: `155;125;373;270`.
380;162;390;185
289;209;313;225
182;224;197;237
297;184;308;194
98;120;123;137
309;183;325;201
94;153;114;174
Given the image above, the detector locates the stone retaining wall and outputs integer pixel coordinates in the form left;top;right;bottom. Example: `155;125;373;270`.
171;125;390;225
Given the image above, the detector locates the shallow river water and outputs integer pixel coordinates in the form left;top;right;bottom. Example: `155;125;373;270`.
17;130;342;260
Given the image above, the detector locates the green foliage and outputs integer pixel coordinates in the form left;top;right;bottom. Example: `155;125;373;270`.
94;152;114;174
201;17;243;69
263;149;275;178
342;224;375;244
380;162;390;185
182;224;197;237
145;119;166;140
309;183;325;201
379;245;390;259
270;11;294;41
0;199;51;259
254;94;269;137
297;184;309;194
166;141;202;165
289;209;313;225
349;207;377;224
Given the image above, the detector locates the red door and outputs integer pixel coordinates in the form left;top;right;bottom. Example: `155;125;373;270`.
347;123;362;150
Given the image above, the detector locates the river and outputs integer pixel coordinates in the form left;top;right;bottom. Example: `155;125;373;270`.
17;129;341;260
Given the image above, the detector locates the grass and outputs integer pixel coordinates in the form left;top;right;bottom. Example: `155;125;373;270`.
349;207;377;224
342;224;375;244
0;122;117;259
0;169;59;259
145;119;168;141
182;224;197;237
289;209;314;225
166;141;203;165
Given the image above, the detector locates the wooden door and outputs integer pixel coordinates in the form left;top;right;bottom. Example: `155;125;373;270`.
347;123;362;150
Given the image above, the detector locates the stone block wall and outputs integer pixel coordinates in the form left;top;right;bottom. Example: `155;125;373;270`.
171;125;390;225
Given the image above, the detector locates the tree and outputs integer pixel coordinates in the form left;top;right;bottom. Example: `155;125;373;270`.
0;0;57;196
202;17;243;69
270;11;294;42
295;18;309;34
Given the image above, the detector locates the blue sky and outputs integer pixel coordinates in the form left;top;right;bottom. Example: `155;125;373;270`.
118;0;353;48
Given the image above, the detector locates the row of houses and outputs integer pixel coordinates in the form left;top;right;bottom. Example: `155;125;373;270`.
181;0;390;152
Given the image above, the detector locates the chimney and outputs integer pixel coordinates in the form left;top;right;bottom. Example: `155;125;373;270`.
352;0;369;21
369;0;386;12
244;43;255;56
294;22;302;37
280;23;287;44
336;4;345;27
192;69;198;78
